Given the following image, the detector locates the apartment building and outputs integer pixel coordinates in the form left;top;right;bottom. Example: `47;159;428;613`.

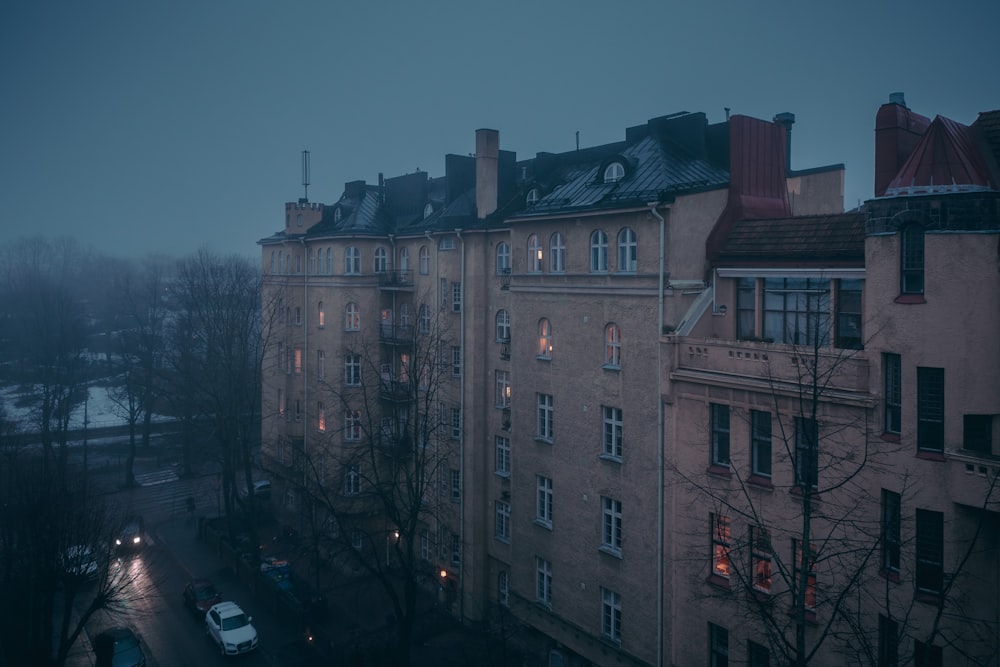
259;96;999;666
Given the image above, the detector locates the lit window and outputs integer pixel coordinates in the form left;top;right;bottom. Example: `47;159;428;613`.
537;318;552;357
527;234;543;273
317;301;325;327
294;348;303;374
605;323;621;367
345;303;360;331
617;227;636;272
317;402;325;432
601;496;622;554
602;406;623;459
603;162;625;183
601;588;622;644
344;246;360;274
793;539;818;610
495;370;511;408
711;513;731;579
590;230;608;272
751;525;772;593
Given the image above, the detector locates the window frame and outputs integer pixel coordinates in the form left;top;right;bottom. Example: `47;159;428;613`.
604;323;621;368
537;318;552;358
527;234;543;273
495;370;511;408
601;496;622;555
603;162;625;184
751;525;772;594
710;513;731;581
344;409;361;442
537;393;554;442
495;500;511;542
549;232;565;273
602;405;623;460
495;309;511;342
418;246;430;275
900;223;925;296
881;489;901;575
344;353;362;386
617;227;637;273
496;242;511;275
884;353;902;436
917;367;944;453
590;230;609;273
344;466;361;496
710;404;731;468
373;246;388;273
535;557;552;607
709;623;728;667
601;587;622;645
915;508;944;597
536;475;553;527
495;435;510;476
345;303;360;331
751;410;772;478
793;539;818;610
794;416;819;490
344;246;361;275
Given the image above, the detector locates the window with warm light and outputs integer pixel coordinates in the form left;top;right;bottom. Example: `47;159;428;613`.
495;370;511;408
345;303;360;331
604;323;621;367
537;318;552;357
711;513;731;579
793;539;818;610
527;234;542;273
317;402;325;432
294;348;303;374
751;526;772;593
317;301;325;327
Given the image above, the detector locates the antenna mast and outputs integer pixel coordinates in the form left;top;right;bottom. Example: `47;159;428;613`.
301;150;311;202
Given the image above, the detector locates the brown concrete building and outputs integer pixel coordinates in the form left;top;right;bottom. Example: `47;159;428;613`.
259;96;999;666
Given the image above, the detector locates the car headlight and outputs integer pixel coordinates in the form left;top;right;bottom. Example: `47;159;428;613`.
115;539;122;546
133;536;141;544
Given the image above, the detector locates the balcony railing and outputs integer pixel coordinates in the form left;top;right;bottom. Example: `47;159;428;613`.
379;323;415;345
379;378;411;403
378;270;414;288
499;268;511;290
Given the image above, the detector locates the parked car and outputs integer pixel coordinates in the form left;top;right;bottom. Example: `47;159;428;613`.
92;627;146;667
183;579;222;616
115;516;145;551
205;601;258;655
62;545;99;580
240;480;271;501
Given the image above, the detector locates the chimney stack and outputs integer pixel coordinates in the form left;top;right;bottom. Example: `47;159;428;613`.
476;128;499;219
874;92;930;197
773;112;795;173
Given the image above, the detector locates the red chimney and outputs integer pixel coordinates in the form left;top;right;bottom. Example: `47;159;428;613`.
874;93;931;197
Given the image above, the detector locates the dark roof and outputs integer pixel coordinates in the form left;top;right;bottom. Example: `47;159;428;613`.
885;115;996;196
712;212;865;266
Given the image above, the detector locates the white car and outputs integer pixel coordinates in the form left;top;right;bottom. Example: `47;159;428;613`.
205;601;258;655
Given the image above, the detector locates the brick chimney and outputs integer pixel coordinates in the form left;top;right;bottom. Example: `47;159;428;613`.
874;93;931;197
476;128;499;219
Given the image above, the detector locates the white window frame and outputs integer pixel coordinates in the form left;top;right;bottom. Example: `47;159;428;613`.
495;370;511;408
528;234;543;273
344;353;362;386
537;393;553;442
345;246;361;275
345;303;360;331
496;242;511;275
345;466;361;496
536;557;552;607
591;230;608;273
495;309;511;342
374;246;388;273
451;282;462;312
601;496;622;555
418;246;430;274
536;475;553;527
549;232;565;273
617;227;637;272
495;500;510;542
602;406;623;459
495;435;510;476
601;587;622;644
344;409;361;442
603;162;625;183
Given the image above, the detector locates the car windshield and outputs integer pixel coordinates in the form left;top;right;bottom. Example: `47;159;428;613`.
196;586;217;600
221;614;248;631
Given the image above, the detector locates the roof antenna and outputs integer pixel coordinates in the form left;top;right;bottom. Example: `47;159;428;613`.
301;150;311;202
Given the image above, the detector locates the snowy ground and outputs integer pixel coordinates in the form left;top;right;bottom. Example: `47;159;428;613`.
0;384;169;431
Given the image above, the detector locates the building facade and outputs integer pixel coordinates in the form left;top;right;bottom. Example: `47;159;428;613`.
259;96;999;666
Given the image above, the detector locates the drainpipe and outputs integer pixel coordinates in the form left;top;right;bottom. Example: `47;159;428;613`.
455;227;466;623
648;202;666;667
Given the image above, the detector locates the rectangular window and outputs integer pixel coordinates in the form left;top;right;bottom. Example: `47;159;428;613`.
440;278;448;309
709;623;728;667
747;641;770;667
277;389;284;417
452;281;462;312
711;513;731;579
836;278;863;349
294;347;303;374
901;225;925;295
917;368;944;452
751;410;772;478
537;393;553;442
963;414;993;454
884;353;901;435
451;407;462;439
451;346;462;376
913;641;942;667
344;409;361;442
737;277;756;340
601;588;622;644
294;399;301;422
795;417;819;489
536;557;552;606
317;349;326;379
536;475;553;527
495;370;511;408
421;531;431;561
763;277;831;346
344;354;362;386
878;614;898;667
345;466;361;496
451;535;461;566
602;406;623;459
750;526;772;594
601;496;622;555
317;402;325;432
495;500;510;542
711;403;730;467
915;508;944;596
450;469;461;503
792;539;817;610
495;436;510;475
881;489;901;574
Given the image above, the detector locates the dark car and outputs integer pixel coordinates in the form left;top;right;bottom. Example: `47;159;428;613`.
183;579;222;616
116;516;145;551
92;627;146;667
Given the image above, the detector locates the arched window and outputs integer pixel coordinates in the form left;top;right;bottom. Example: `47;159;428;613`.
617;228;637;272
345;303;360;331
537;318;552;357
605;323;621;367
603;162;625;183
901;224;925;295
496;242;511;275
495;309;511;342
374;247;388;273
317;301;325;328
591;230;608;272
325;248;333;275
424;202;434;219
333;208;342;223
549;233;565;273
527;234;542;273
419;246;430;275
418;304;431;334
345;247;361;275
399;247;410;272
526;188;540;207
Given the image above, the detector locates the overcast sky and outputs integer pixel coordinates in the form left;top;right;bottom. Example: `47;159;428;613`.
2;1;996;258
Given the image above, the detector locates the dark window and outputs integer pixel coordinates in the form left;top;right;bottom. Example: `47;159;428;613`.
751;410;772;477
709;623;728;667
795;417;818;489
884;354;902;435
915;509;944;596
881;489;901;573
901;224;925;295
747;640;770;667
711;404;730;467
963;414;993;454
737;277;756;339
917;368;944;452
763;278;830;346
878;614;898;667
836;279;863;349
913;641;942;667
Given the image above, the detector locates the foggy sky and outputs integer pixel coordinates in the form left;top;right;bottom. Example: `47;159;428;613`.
2;0;996;258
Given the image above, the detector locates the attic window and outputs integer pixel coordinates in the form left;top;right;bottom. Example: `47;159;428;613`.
333;208;342;223
424;203;434;219
603;162;625;184
526;188;540;207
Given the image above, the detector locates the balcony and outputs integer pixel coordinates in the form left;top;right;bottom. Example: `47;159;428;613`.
947;450;1000;512
379;378;411;403
379;323;415;345
670;337;872;405
499;269;511;290
499;337;511;360
378;270;413;289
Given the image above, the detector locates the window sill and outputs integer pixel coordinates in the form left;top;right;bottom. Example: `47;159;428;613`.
598;453;622;465
916;450;945;462
787;608;818;625
748;475;773;489
881;432;901;443
706;465;732;478
495;536;510;545
789;486;820;501
894;294;926;304
602;363;621;372
535;437;553;445
495;403;511;410
879;568;901;584
533;519;552;531
705;573;730;590
914;590;942;605
598;545;623;560
494;471;511;479
536;355;551;362
749;588;773;604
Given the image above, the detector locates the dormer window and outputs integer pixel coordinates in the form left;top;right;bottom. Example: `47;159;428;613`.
333;208;342;223
526;188;540;207
424;203;434;219
603;162;625;184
